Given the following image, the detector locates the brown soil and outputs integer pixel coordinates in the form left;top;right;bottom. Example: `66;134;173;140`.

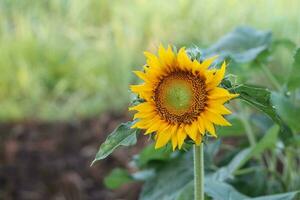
0;112;147;200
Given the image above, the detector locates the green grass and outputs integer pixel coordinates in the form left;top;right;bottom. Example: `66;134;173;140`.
0;0;299;121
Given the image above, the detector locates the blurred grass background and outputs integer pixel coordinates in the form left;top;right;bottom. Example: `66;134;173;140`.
0;0;299;121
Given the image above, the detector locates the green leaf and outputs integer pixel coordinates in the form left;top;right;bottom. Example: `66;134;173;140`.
232;84;282;125
132;170;156;181
140;151;194;200
92;121;138;165
246;125;279;159
246;191;300;200
204;140;221;168
287;48;300;90
177;179;249;200
104;168;133;189
202;26;272;63
212;148;251;181
272;92;300;132
212;125;279;181
176;181;194;200
135;143;173;168
272;39;297;51
205;179;249;200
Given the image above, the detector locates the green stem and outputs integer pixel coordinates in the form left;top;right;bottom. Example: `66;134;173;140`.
261;63;281;91
194;144;204;200
239;109;256;147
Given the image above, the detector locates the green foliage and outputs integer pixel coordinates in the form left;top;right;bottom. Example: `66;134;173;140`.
248;191;300;200
287;48;300;90
134;143;173;168
247;125;279;158
272;92;300;132
202;26;272;63
216;115;245;137
277;97;300;131
94;26;300;199
104;168;133;189
205;180;249;200
212;148;251;181
140;152;193;200
232;84;282;124
92;122;138;165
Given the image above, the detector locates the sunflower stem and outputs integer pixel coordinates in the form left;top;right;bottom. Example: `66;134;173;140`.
194;144;204;200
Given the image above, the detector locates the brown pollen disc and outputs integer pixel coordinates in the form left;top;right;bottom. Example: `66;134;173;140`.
153;70;207;124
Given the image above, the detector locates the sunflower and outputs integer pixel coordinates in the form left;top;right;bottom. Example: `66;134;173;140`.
129;45;238;150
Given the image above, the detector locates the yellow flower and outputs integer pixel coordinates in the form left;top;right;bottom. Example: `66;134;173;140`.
130;45;238;150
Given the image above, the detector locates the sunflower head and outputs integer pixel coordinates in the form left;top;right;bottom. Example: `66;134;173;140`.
130;45;238;150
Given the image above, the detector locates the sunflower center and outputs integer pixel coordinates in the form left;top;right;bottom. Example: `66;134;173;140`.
164;79;193;113
154;71;207;124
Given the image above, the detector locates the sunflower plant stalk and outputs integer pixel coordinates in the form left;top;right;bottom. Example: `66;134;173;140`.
130;45;238;199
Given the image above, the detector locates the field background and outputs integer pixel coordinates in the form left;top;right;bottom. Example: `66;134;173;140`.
1;0;299;122
0;1;300;200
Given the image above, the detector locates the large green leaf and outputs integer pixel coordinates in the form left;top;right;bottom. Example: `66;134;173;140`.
92;121;138;165
225;80;292;141
232;84;282;125
271;92;300;132
140;148;251;200
134;143;173;168
246;125;279;159
140;151;194;200
176;181;194;200
287;48;300;90
204;139;221;169
178;179;299;200
246;191;300;200
211;148;251;181
205;179;249;200
104;168;133;189
202;26;272;63
212;125;279;182
176;179;249;200
140;131;284;200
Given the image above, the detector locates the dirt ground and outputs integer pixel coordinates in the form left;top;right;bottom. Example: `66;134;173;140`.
0;112;147;200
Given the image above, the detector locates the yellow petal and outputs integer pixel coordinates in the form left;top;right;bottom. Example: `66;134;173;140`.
133;71;149;82
207;93;239;104
202;116;217;137
177;127;187;149
145;121;169;135
196;116;205;135
200;55;218;69
171;133;178;151
170;124;178;150
204;111;231;126
129;102;154;112
144;51;161;69
166;45;176;66
185;123;198;142
130;84;153;100
177;47;192;70
133;111;156;120
208;87;232;99
206;104;232;115
143;117;164;134
195;133;202;145
158;44;168;66
192;60;205;75
206;61;226;90
155;130;172;149
131;119;149;129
